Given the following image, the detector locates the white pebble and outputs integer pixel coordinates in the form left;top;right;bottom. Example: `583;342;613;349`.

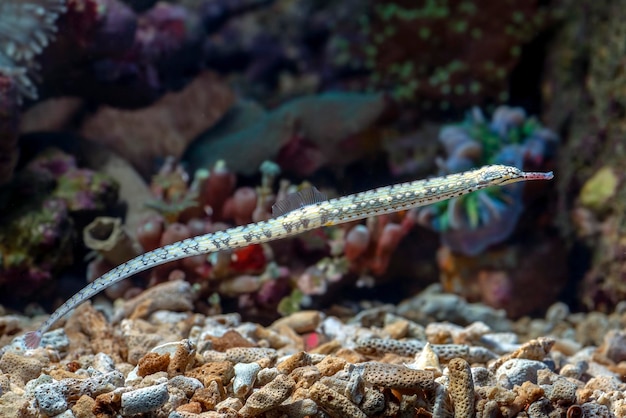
121;383;169;415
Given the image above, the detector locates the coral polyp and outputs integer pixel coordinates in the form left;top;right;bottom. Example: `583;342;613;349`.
0;0;66;100
417;106;557;255
351;0;549;107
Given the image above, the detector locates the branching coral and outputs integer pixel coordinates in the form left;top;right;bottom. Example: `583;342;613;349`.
85;158;288;304
416;106;557;255
0;0;66;100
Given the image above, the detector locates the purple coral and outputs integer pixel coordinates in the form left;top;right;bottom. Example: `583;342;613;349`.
0;197;73;295
417;106;557;256
0;148;119;298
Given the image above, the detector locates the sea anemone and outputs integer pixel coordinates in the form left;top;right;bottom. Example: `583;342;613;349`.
417;106;557;255
0;0;67;100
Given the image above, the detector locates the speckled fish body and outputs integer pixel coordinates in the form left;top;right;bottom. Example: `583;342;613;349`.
24;164;553;348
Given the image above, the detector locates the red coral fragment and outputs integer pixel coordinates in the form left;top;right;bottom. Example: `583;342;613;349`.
230;244;267;273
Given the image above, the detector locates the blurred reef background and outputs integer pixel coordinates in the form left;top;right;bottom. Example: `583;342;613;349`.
0;0;623;323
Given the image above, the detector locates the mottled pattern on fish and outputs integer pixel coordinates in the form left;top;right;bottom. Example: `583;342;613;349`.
24;164;553;348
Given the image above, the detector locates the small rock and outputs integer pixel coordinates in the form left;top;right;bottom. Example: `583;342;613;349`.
120;383;169;415
496;359;550;387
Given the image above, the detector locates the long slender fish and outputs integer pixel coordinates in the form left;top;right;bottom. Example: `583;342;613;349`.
24;165;553;348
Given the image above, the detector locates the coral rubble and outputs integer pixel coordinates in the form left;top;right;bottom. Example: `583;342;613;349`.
2;285;626;417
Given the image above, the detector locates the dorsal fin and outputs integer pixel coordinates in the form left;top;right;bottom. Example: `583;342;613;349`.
272;187;328;217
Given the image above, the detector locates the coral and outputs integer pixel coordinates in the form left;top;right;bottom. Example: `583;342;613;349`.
355;337;425;357
0;0;66;100
416;106;557;255
185;361;234;388
9;282;626;416
232;362;261;397
137;351;170;377
342;210;416;276
38;0;208;108
577;166;619;212
0;351;47;385
346;0;550;107
72;395;97;418
270;310;322;334
496;359;551;387
120;383;169;415
597;330;626;364
309;380;368;418
113;279;195;321
540;0;626;312
435;235;568;317
26;148;120;211
80;71;234;177
238;373;295;417
206;347;278;364
184;92;387;176
169;375;203;398
168;339;195;376
33;381;68;416
356;362;435;391
189;381;224;410
83;216;142;266
382;123;440;177
0;195;72;296
448;358;475;418
397;284;510;330
65;302;127;361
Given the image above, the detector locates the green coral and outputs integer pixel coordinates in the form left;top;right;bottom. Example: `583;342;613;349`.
350;0;550;107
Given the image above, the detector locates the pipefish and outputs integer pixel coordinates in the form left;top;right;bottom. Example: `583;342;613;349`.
24;164;553;348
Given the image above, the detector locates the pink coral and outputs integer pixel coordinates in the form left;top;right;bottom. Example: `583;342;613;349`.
343;211;416;277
